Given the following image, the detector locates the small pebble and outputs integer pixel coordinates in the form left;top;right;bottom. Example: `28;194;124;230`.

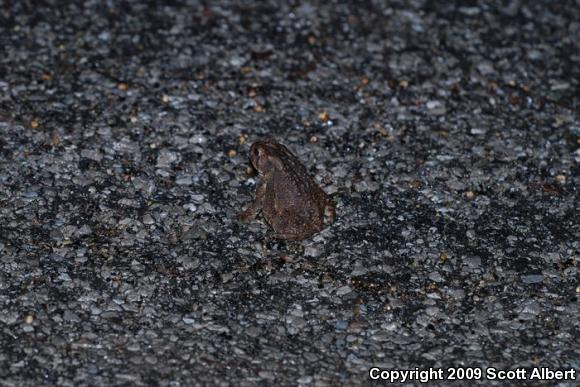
318;111;330;121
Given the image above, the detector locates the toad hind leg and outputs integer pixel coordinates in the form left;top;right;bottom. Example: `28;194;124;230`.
268;217;309;241
271;231;309;241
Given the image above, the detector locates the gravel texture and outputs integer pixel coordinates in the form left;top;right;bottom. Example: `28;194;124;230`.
0;1;579;386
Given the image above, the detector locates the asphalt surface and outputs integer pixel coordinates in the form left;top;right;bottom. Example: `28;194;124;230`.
0;1;579;386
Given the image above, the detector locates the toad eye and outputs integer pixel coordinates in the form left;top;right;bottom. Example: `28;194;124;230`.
252;147;260;158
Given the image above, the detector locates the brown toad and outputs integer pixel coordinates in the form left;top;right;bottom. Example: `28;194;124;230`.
238;138;335;240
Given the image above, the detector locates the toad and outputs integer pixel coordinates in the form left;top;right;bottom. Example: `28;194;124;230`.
238;138;335;240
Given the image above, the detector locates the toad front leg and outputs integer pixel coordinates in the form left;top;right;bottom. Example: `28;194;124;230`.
237;180;267;222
